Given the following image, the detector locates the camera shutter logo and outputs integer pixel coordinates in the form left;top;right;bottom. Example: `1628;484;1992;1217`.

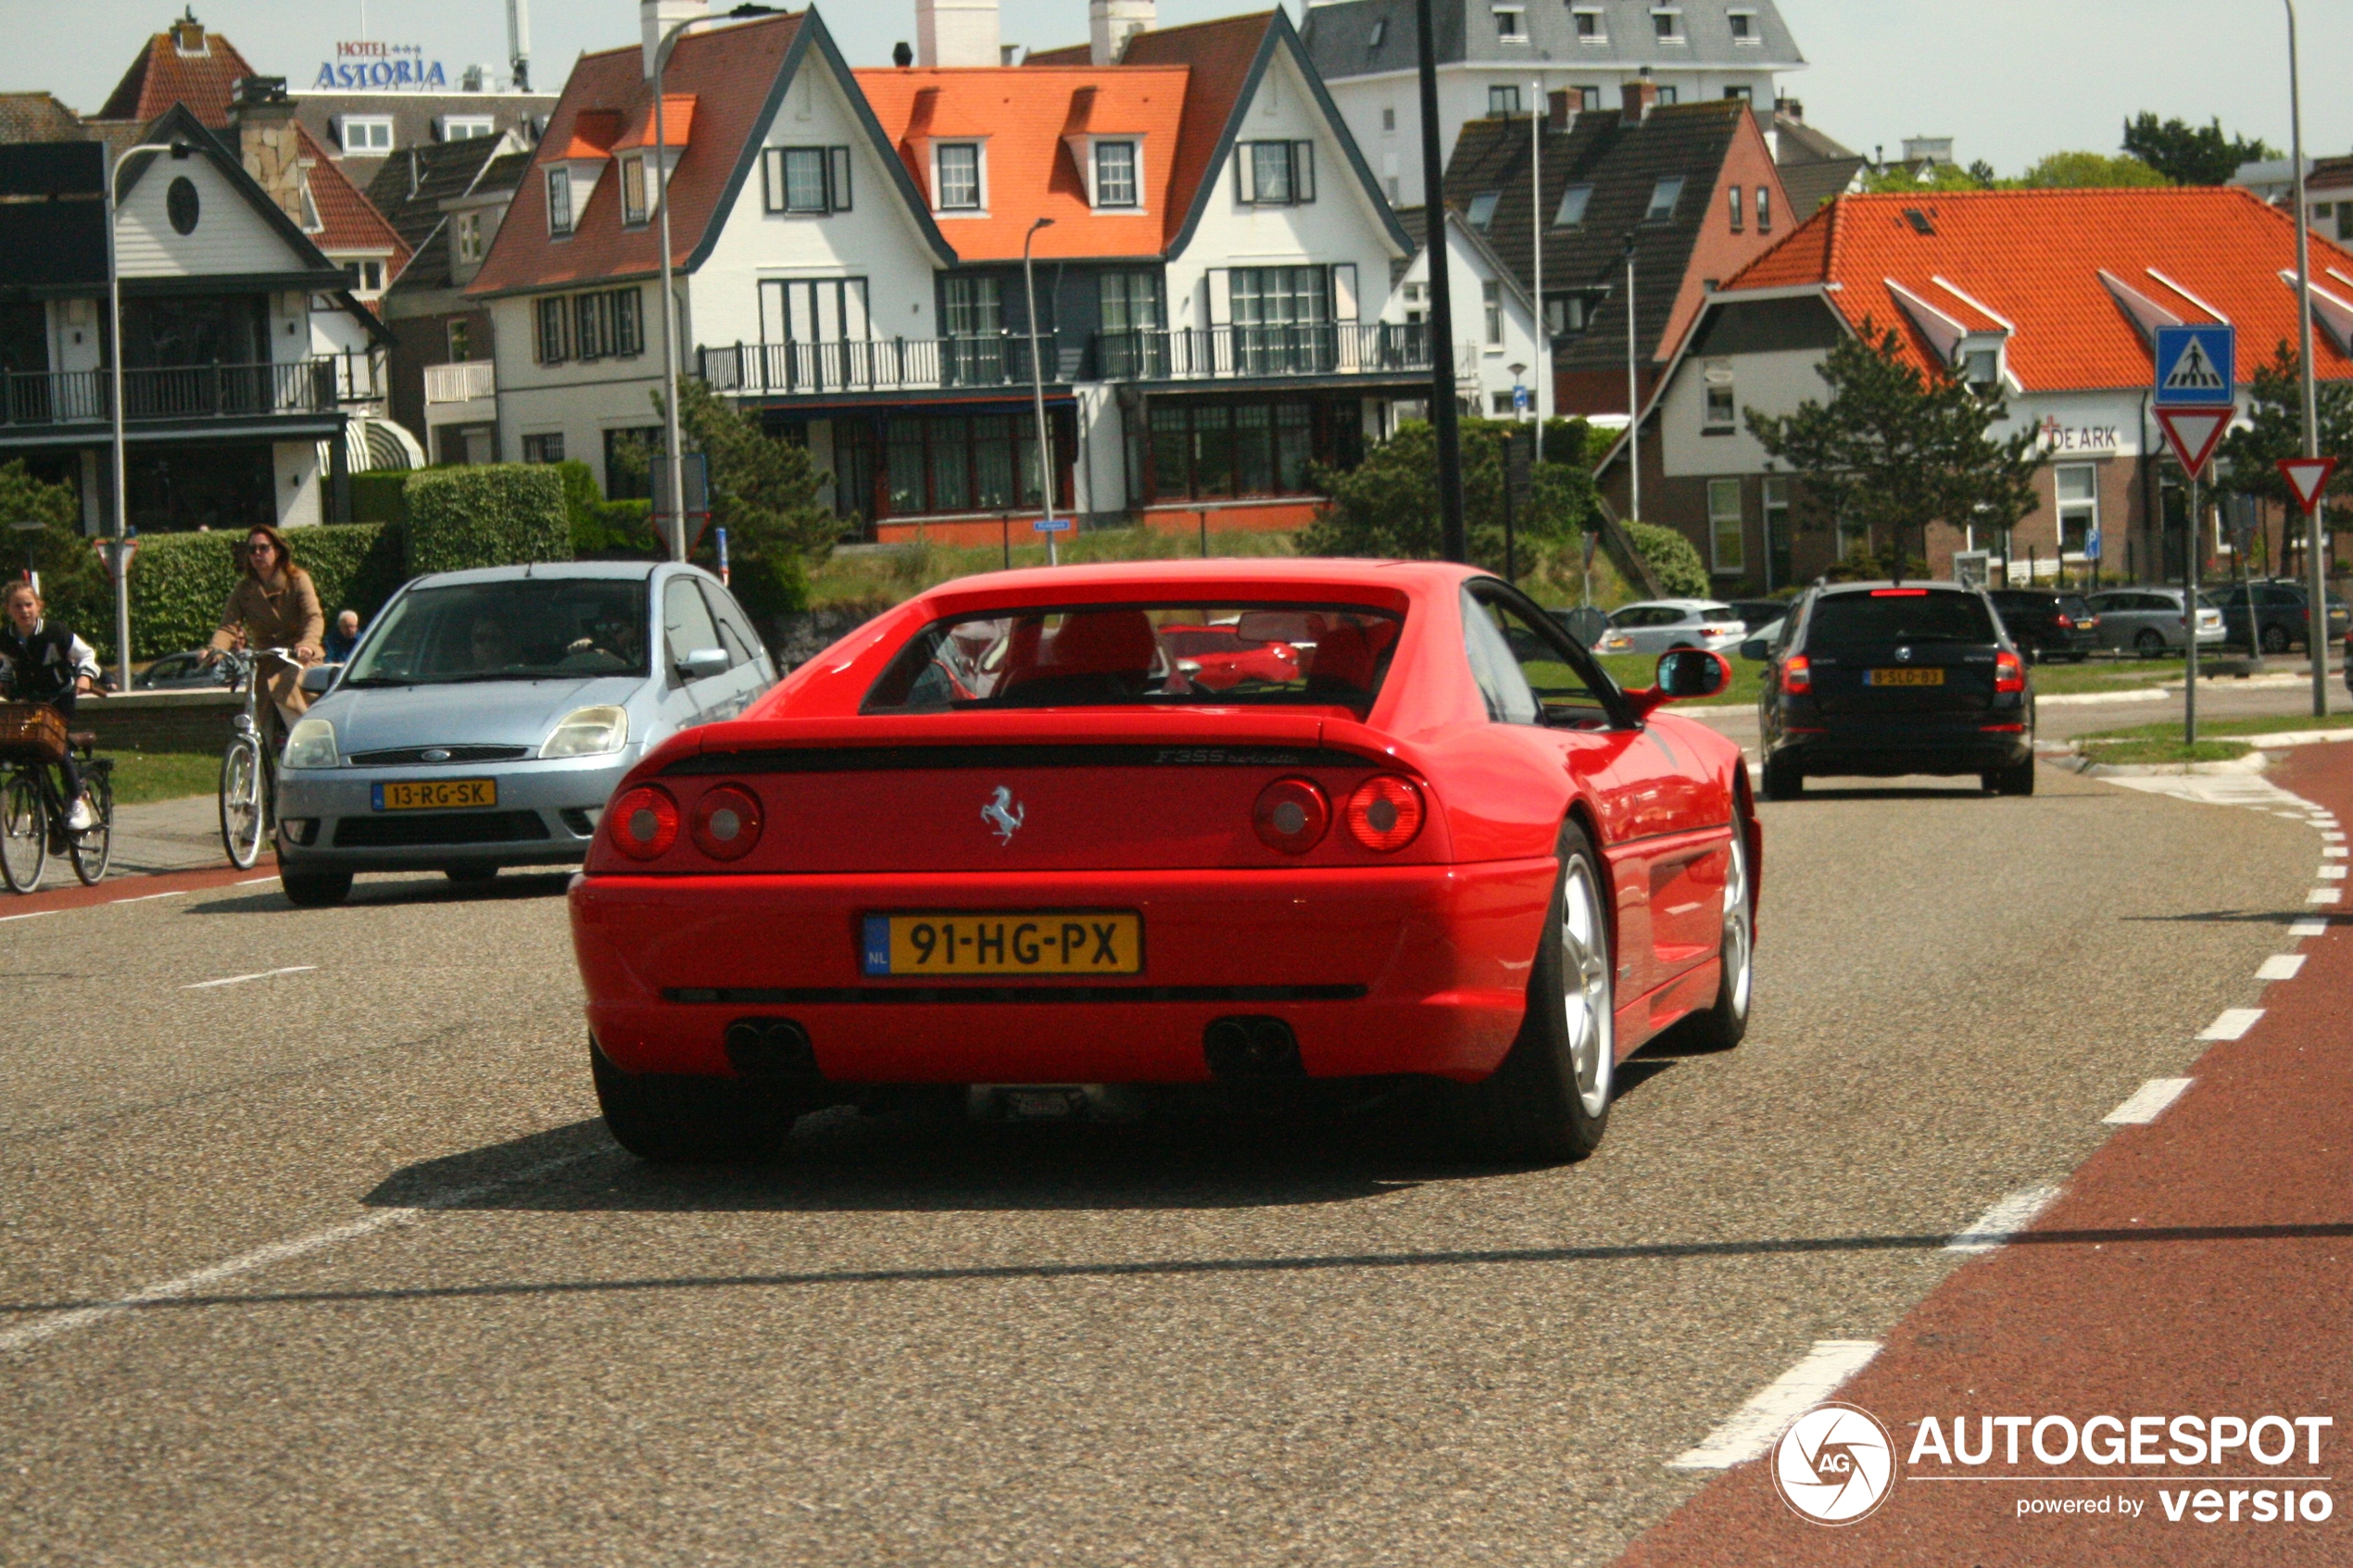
1772;1403;1898;1525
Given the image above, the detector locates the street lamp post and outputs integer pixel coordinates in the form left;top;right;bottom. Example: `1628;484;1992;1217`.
1624;234;1641;527
2284;0;2329;716
105;139;190;690
1023;217;1059;567
1414;0;1465;562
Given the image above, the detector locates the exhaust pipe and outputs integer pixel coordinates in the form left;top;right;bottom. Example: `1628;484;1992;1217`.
724;1018;822;1081
1203;1016;1302;1079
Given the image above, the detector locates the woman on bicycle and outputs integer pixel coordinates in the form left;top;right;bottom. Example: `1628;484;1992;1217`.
201;525;322;744
0;581;102;831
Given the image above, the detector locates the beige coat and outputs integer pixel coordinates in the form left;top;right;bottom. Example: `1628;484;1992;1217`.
210;568;324;721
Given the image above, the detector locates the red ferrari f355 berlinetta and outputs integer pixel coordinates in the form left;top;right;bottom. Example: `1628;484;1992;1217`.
569;559;1759;1162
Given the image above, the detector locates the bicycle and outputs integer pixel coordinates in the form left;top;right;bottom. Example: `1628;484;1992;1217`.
216;646;299;870
0;705;114;893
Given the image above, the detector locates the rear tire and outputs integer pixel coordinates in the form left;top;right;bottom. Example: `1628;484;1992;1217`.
1994;754;2036;796
2133;629;2165;658
280;869;352;907
1682;819;1754;1051
2262;622;2291;655
1453;820;1613;1163
1761;753;1803;800
590;1035;783;1163
0;771;46;894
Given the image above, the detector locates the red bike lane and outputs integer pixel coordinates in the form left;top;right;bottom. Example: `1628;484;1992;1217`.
1617;744;2353;1567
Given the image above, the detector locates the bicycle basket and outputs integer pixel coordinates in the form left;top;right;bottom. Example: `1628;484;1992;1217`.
0;702;67;766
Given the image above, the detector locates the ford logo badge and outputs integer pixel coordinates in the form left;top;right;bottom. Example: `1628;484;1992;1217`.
421;747;451;763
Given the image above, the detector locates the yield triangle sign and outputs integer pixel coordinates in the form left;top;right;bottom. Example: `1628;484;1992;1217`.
2155;407;2233;479
2278;456;2339;514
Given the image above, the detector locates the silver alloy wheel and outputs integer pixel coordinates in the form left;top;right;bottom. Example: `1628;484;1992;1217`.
1720;827;1753;1020
1561;858;1614;1118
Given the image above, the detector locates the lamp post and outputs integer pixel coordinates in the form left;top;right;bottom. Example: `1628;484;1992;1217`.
1023;216;1059;566
2284;0;2329;716
1414;0;1465;562
1623;232;1641;527
651;5;781;562
105;139;190;690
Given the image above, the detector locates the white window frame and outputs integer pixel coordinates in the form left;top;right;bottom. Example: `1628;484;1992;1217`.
440;116;496;142
1572;8;1606;44
2056;463;2099;558
546;167;574;236
340;115;394;154
934;142;985;213
1651;7;1685;42
1093;140;1139;208
1703;378;1736;432
341;258;386;296
1482;280;1504;346
1492;6;1527;42
1708;479;1745;575
765;145;852;215
1488;85;1522;117
621;156;648;226
1728;8;1760;43
1236;140;1315;207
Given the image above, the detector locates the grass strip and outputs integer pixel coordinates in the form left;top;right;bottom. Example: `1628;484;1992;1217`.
103;750;221;806
2077;738;2255;767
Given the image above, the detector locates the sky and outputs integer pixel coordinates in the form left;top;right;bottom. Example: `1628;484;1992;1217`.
12;0;2351;178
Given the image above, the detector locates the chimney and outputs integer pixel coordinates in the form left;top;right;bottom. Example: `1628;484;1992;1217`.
1775;95;1803;122
642;0;710;79
916;0;1000;67
1547;89;1575;132
1089;0;1154;66
228;76;306;225
171;10;208;56
1621;80;1657;126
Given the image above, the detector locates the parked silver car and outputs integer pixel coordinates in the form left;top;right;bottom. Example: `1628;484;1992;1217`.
272;561;775;904
1592;598;1747;656
2082;588;2225;657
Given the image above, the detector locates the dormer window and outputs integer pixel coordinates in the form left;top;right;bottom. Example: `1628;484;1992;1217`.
1466;191;1501;231
1493;6;1526;41
1573;8;1604;43
440;116;496;142
935;143;983;211
1554;182;1593;228
546;167;574;236
1488;85;1521;117
1961;345;2004;394
1645;176;1685;221
1729;9;1759;42
1095;141;1138;207
621;155;648;225
341;116;394;154
1653;8;1683;41
457;211;484;263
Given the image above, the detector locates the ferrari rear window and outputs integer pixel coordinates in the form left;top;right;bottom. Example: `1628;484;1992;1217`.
862;603;1406;713
1807;592;1995;645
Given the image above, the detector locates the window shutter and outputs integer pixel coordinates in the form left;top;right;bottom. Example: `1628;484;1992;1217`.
761;148;780;213
1332;263;1358;321
1236;146;1257;205
1294;142;1315;203
845;277;871;339
829;146;852;212
1207;269;1232;327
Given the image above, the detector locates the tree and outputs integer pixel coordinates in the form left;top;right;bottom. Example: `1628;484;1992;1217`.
2017;151;2169;190
2122;114;2280;187
654;376;842;618
1299;418;1597;581
2215;343;2353;571
0;460;110;641
1743;322;2045;577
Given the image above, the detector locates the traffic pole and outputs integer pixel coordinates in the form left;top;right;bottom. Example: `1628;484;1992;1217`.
1414;0;1466;563
2185;474;2199;746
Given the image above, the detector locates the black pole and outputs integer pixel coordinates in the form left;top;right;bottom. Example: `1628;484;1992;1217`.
1415;0;1466;563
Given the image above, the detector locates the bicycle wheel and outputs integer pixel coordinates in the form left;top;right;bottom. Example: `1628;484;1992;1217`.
0;770;47;894
220;737;267;870
69;765;113;886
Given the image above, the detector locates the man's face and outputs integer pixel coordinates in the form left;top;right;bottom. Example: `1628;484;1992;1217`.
337;612;359;637
5;594;37;637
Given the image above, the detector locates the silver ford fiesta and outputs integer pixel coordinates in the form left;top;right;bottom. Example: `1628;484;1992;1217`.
272;560;775;905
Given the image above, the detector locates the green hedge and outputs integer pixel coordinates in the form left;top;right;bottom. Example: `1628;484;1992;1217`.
403;464;569;576
123;522;406;659
348;470;412;526
1622;521;1710;599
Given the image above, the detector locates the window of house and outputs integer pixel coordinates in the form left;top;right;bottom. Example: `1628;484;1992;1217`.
1482;280;1504;346
1762;475;1791;583
943;274;1003;339
456;210;484;263
1386;176;1401;202
1099;270;1164;334
1493;7;1525;41
1574;85;1603;109
1645;177;1685;220
1652;8;1682;40
342;259;384;295
1467;190;1501;230
765;146;833;214
1573;9;1604;42
341;116;394;153
522;433;565;464
1094;141;1139;207
885;410;1061;516
1755;184;1771;232
1554;182;1593;227
1728;185;1743;231
1381;107;1396;132
1725;85;1755;105
1707;479;1745;574
1655;85;1680;106
1146;397;1348;502
1543;292;1587;337
936;143;983;210
1489;84;1521;117
1835;517;1868;560
2337;206;2353;243
535;287;643;365
1704;380;1735;431
546;168;573;236
2057;463;2098;556
1729;9;1757;40
622;156;648;225
1963;346;2002;392
441;116;496;142
447;319;472;362
1238;141;1315;206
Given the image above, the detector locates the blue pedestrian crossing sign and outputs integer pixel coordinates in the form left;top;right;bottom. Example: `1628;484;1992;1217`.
2154;324;2234;407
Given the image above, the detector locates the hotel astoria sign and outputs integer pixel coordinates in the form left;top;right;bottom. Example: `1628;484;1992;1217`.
312;42;449;91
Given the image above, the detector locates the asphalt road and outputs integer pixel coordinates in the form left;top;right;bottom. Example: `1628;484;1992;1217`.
0;757;2328;1566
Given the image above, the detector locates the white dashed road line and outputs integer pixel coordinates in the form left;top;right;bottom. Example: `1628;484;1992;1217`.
2197;1008;2266;1041
1667;1341;1883;1471
1944;1185;2063;1255
0;909;60;924
2290;919;2329;938
182;965;318;991
0;1149;602;1356
2310;889;2344;905
2258;955;2308;981
2103;1078;2196;1126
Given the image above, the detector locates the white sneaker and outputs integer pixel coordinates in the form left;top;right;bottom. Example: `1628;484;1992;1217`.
66;796;97;834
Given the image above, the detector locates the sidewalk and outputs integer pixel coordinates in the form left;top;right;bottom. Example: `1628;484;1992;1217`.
1616;744;2351;1565
107;794;236;877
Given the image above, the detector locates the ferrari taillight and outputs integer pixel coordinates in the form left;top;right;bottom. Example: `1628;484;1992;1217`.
1252;777;1330;855
1344;775;1425;853
1994;650;2026;694
690;784;763;861
1780;654;1812;694
610;784;679;860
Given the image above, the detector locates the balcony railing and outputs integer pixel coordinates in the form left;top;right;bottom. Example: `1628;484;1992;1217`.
698;335;1056;398
0;358;347;429
1093;322;1433;382
424;360;497;404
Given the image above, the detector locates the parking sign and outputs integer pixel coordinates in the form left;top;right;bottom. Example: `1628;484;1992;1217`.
2154;325;2234;408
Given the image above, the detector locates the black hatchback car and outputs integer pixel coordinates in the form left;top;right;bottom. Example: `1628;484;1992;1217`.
1758;582;2034;798
1985;590;2098;662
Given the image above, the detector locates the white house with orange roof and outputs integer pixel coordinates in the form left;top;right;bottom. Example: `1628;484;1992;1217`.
1603;187;2353;593
464;0;1421;544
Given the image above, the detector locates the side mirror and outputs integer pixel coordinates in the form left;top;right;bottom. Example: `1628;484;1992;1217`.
299;663;339;696
1656;647;1731;699
1739;635;1770;662
674;646;730;682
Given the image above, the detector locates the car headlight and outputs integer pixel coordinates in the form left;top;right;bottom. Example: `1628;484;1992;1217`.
543;705;628;759
282;718;339;770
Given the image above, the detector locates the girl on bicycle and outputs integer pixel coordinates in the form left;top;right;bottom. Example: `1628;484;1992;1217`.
0;581;102;831
200;525;322;744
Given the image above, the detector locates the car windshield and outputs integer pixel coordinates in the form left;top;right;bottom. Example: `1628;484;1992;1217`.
344;579;651;686
1808;591;1997;645
863;602;1406;713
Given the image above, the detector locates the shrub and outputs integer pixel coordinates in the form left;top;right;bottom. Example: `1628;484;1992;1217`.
121;522;404;659
402;464;568;576
1298;419;1594;575
347;470;412;526
1621;521;1709;599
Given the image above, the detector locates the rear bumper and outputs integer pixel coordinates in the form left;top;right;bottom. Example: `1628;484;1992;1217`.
1769;714;2032;776
569;860;1559;1085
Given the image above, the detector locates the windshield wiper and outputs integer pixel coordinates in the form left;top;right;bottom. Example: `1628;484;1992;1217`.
341;675;417;688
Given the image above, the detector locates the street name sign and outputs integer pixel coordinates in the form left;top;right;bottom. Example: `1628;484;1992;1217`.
1033;517;1072;533
2155;325;2234;408
2279;457;2339;514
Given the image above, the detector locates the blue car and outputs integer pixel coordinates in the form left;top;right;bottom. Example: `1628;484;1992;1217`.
272;561;775;904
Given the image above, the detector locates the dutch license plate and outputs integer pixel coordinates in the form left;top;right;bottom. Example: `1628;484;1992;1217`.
1868;668;1944;687
862;912;1143;977
372;778;497;811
